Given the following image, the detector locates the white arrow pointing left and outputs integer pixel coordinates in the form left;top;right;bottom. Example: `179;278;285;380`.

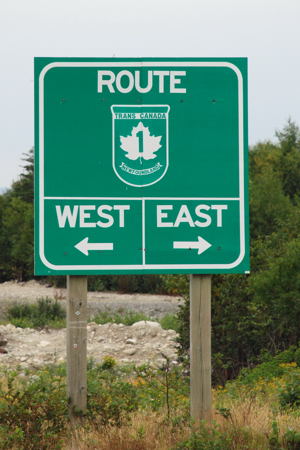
75;237;113;256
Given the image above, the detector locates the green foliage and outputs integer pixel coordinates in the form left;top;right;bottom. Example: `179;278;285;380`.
276;119;300;200
0;366;67;450
92;311;181;332
0;149;34;281
279;373;300;409
250;238;300;349
160;314;180;332
87;362;139;426
100;355;117;370
235;346;299;386
269;421;281;450
160;274;189;296
0;197;33;281
92;310;150;326
45;274;165;294
89;274;165;293
175;423;232;449
283;428;300;449
175;295;190;356
0;359;299;449
7;298;65;329
87;361;188;425
8;148;34;204
133;363;189;414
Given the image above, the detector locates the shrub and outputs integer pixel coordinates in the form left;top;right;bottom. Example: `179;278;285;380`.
0;366;67;449
160;274;189;296
7;298;65;329
279;373;300;409
175;423;232;450
160;314;180;332
92;310;150;326
236;346;300;386
87;362;139;426
283;429;300;449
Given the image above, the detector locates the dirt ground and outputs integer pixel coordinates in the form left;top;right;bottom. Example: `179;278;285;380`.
0;280;182;368
0;280;183;320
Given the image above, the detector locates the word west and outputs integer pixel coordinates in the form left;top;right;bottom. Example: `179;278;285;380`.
56;205;130;228
98;70;186;94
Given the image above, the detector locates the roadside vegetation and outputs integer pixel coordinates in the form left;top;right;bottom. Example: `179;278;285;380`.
0;347;300;449
3;298;180;332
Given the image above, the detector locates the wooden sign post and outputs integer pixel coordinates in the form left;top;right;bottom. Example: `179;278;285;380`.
67;275;88;417
190;274;212;422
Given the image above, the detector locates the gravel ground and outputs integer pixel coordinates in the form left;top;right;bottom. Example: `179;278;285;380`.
0;280;183;320
0;281;183;368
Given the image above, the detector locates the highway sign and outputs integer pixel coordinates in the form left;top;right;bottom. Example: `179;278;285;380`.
34;58;249;274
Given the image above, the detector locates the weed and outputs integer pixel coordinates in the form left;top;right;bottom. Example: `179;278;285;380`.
7;297;65;329
283;428;300;449
0;366;67;449
279;372;300;409
174;422;232;449
92;311;180;333
92;310;151;326
160;314;180;332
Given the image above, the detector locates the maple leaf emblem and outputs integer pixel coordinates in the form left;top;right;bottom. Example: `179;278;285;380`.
120;122;162;162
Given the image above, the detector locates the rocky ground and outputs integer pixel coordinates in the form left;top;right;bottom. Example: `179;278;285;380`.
0;281;182;368
0;280;182;320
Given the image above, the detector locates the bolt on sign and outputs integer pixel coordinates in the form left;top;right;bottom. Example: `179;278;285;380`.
34;58;249;275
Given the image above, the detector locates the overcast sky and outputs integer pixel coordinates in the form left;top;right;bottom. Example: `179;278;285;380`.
0;0;299;189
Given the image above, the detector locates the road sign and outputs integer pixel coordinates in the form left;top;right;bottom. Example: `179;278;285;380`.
34;58;249;274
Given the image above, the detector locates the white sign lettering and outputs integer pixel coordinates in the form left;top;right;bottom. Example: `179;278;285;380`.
156;204;228;228
55;205;130;228
97;70;186;94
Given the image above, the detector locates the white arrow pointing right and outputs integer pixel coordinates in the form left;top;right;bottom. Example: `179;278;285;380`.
173;236;212;255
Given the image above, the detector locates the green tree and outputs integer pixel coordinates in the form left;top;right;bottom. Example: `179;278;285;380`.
0;195;12;280
7;148;34;203
250;237;300;351
0;148;34;280
249;167;293;239
2;197;33;280
276;119;300;200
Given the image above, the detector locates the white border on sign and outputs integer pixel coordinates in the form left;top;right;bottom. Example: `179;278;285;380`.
38;61;246;271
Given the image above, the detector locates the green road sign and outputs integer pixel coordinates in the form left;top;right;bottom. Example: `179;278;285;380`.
34;57;249;275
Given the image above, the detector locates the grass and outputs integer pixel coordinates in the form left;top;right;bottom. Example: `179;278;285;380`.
0;351;300;449
6;297;66;329
5;300;180;332
92;310;180;332
92;310;151;326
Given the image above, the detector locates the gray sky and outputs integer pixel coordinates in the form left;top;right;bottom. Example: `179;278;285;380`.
0;0;299;188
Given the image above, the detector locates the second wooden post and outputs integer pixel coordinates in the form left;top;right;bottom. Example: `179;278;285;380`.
190;274;212;423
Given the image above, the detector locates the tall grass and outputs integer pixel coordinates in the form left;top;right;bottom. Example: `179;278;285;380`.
7;297;65;328
0;353;300;449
